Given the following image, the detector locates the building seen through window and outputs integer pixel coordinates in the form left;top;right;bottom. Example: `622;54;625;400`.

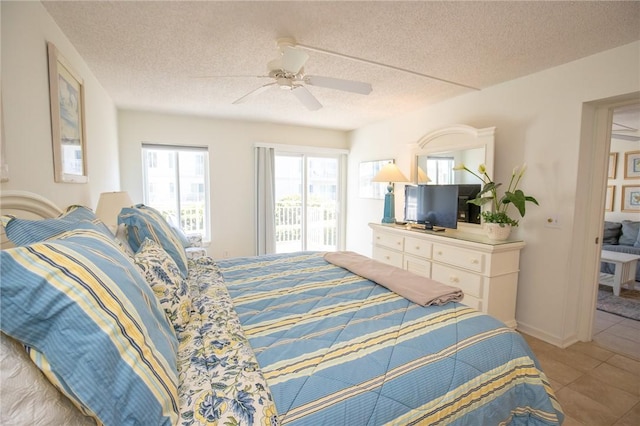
142;145;209;240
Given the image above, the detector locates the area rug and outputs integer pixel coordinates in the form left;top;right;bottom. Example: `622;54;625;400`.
597;284;640;321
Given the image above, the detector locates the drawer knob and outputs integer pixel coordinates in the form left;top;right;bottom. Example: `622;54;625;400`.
470;258;479;264
385;255;390;260
397;241;401;245
415;245;420;250
437;251;443;256
449;276;460;283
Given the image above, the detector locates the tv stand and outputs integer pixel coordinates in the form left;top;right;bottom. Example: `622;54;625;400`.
407;222;445;232
408;222;432;230
369;223;525;328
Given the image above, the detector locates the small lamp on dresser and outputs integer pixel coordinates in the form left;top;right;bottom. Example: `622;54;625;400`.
372;162;409;224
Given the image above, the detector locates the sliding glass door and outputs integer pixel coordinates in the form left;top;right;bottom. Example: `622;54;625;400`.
274;153;341;253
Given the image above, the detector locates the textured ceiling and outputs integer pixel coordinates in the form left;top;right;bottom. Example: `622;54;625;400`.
42;1;640;130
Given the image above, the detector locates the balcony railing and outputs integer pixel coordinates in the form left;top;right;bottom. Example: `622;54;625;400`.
156;201;336;252
159;202;205;235
275;201;337;252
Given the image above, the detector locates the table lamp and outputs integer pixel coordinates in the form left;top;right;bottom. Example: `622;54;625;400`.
95;191;133;233
372;163;409;223
417;167;431;184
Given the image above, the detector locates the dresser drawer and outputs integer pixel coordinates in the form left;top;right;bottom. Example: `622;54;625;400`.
460;293;483;311
404;255;431;277
373;246;403;268
374;232;404;251
432;244;484;273
404;236;432;259
431;263;483;298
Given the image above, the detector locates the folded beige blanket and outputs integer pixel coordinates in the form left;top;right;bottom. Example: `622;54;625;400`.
323;251;463;306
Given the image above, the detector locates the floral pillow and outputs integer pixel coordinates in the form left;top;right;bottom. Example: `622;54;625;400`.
134;238;192;331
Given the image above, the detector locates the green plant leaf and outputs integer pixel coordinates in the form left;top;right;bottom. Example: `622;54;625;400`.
467;196;493;206
481;211;519;226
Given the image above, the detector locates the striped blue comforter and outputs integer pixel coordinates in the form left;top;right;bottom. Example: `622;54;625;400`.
218;252;564;425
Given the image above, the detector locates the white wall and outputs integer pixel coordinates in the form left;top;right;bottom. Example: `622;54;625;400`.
118;110;348;259
346;42;640;347
604;137;640;223
1;2;120;208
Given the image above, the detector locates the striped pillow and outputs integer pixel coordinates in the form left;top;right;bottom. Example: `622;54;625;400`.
118;204;189;277
1;205;111;245
0;228;179;425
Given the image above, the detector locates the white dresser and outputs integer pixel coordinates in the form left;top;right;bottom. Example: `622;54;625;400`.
369;223;525;328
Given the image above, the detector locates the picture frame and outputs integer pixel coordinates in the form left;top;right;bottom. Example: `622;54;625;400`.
605;185;615;212
623;150;640;179
607;152;617;179
359;159;392;199
621;185;640;212
48;42;88;183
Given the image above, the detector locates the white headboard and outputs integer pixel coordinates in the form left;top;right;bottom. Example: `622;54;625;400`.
0;190;63;249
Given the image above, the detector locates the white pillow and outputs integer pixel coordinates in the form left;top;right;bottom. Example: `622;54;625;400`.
0;333;95;426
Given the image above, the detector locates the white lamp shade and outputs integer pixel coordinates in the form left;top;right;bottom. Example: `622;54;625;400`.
372;163;409;183
95;191;133;232
417;167;431;183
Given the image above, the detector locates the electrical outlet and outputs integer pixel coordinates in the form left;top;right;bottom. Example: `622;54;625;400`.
545;215;560;228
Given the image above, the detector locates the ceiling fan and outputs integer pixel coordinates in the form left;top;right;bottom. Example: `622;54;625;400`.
611;122;640;141
231;38;373;111
611;105;640;141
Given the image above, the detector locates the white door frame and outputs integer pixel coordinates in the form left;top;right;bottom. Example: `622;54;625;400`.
575;92;640;342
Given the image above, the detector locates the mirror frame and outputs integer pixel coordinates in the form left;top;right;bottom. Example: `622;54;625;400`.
409;124;495;230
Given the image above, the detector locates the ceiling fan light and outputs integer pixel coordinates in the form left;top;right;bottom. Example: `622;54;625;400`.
267;58;283;72
277;77;292;90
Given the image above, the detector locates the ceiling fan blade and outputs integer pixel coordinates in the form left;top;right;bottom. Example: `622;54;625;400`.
305;75;372;95
192;74;270;79
232;82;276;104
291;86;322;111
611;133;640;141
281;46;309;74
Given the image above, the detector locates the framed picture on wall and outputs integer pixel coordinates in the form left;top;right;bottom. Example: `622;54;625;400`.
359;159;392;199
48;42;88;183
621;185;640;212
605;185;615;212
607;153;617;179
623;150;640;179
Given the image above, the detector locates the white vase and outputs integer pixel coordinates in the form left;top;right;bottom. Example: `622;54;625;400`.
485;223;512;241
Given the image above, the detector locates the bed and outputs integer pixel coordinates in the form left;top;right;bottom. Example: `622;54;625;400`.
0;191;564;425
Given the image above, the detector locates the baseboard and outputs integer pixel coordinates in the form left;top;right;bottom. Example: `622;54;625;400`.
516;322;579;349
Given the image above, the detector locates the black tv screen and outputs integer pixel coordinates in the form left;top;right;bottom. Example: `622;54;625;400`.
457;184;482;224
404;184;459;229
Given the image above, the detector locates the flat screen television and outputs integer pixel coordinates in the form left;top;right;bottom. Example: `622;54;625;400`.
403;184;459;230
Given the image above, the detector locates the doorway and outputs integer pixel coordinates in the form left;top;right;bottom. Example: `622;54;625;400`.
592;104;640;358
576;94;640;356
274;153;344;253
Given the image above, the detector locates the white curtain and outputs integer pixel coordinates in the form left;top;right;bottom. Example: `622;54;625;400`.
255;146;276;255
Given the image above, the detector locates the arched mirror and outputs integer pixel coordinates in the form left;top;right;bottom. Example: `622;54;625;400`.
409;125;495;230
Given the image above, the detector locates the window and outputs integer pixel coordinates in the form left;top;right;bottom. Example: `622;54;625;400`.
148;152;158;168
274;152;345;253
142;144;210;240
426;156;455;184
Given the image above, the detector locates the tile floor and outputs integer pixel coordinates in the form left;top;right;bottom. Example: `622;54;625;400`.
521;310;639;425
